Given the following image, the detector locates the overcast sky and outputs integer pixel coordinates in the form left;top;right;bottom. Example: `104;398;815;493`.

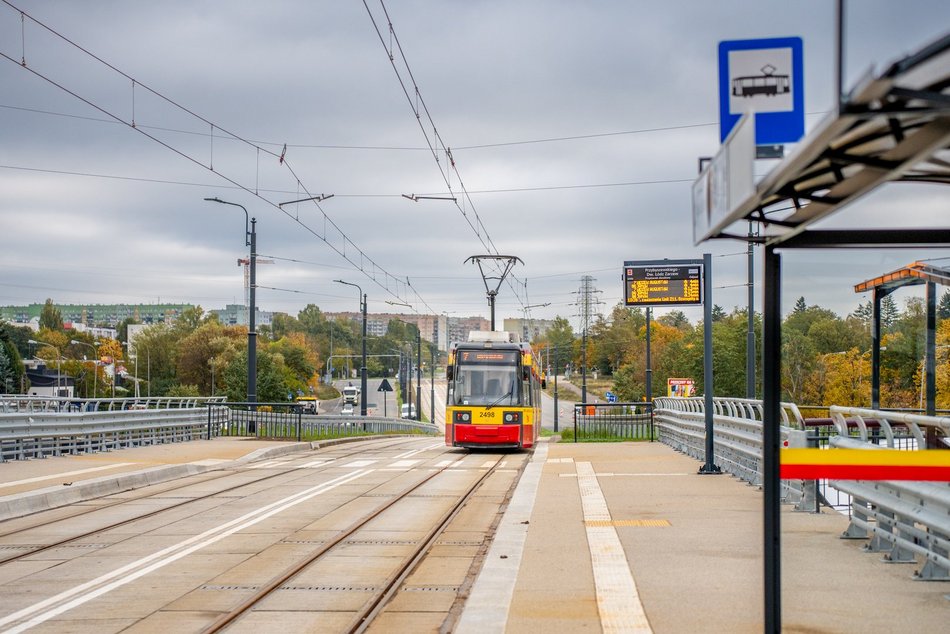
1;1;947;332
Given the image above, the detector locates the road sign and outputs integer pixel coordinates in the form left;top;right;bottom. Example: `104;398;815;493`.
623;259;703;306
605;391;617;403
719;36;804;145
377;379;393;392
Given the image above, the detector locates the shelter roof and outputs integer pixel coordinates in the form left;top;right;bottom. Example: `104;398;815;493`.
854;261;950;294
712;33;950;246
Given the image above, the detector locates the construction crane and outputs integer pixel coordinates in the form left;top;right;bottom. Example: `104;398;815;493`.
237;257;274;324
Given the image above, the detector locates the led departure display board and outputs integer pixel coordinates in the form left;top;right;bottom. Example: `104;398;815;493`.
458;350;519;365
623;260;704;306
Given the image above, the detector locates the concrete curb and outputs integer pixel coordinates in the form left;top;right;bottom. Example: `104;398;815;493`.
0;435;391;522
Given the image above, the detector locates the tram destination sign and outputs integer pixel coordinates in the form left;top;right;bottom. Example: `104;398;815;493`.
623;259;704;307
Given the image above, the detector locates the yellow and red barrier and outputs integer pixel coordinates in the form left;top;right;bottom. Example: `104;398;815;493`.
780;448;950;481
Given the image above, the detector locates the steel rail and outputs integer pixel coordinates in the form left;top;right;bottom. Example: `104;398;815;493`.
347;457;500;633
202;454;505;634
0;438;413;565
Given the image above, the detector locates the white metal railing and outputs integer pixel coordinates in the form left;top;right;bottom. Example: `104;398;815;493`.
0;408;211;461
653;397;950;580
827;406;950;580
0;395;227;413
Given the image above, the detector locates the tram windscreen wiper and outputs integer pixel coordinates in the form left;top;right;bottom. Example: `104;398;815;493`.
485;386;513;410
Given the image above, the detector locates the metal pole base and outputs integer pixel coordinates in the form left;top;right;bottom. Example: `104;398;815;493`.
698;463;723;475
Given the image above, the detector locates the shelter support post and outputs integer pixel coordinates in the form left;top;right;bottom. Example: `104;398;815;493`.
762;244;782;634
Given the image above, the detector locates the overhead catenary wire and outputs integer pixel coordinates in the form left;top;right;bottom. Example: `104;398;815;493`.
361;0;528;311
0;102;832;152
0;0;438;316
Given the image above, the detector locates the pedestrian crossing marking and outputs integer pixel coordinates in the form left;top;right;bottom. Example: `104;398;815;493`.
389;459;421;468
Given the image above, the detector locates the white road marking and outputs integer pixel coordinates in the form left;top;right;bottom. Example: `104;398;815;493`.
299;459;333;468
0;469;373;633
247;459;295;470
559;472;691;478
344;459;378;468
455;443;548;633
391;442;444;460
0;463;138;489
577;461;652;633
388;459;421;468
434;459;460;468
480;460;496;469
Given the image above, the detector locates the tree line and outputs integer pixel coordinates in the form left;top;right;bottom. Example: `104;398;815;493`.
2;291;947;410
532;291;950;410
0;299;434;403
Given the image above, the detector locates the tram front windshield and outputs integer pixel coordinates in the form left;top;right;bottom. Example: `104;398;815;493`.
450;349;521;407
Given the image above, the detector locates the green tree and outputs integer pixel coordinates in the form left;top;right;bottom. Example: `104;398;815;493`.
939;290;950;321
851;301;873;324
224;348;290;403
0;324;28;393
39;298;63;331
166;384;200;397
881;295;900;331
175;305;205;334
176;322;245;395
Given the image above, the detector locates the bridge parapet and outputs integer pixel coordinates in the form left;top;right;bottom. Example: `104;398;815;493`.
655;397;950;581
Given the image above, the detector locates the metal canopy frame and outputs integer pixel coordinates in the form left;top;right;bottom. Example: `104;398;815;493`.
853;261;949;415
710;32;950;246
698;31;950;634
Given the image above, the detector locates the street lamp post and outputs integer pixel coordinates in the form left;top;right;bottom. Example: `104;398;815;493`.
387;307;422;421
335;280;367;416
205;197;257;425
70;340;99;399
430;346;436;425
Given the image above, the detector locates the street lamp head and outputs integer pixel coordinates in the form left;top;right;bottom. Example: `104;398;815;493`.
204;196;251;246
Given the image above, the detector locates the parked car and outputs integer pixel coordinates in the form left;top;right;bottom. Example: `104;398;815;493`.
340;404;354;416
400;403;416;419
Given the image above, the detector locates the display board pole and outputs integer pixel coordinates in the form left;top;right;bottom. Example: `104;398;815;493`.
699;252;721;475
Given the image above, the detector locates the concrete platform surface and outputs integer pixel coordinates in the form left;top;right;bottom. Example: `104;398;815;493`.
1;436;947;632
0;437;318;520
460;440;949;633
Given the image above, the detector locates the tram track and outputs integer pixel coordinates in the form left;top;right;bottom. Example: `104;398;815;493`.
200;453;507;634
0;437;416;566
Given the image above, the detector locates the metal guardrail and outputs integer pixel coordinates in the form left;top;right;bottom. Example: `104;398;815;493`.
571;402;653;440
653;397;950;580
0;395;227;413
0;398;438;463
213;402;439;440
0;407;210;462
653;397;805;497
827;406;950;581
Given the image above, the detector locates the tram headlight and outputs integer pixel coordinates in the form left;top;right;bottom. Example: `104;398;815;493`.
503;411;521;424
454;411;472;423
